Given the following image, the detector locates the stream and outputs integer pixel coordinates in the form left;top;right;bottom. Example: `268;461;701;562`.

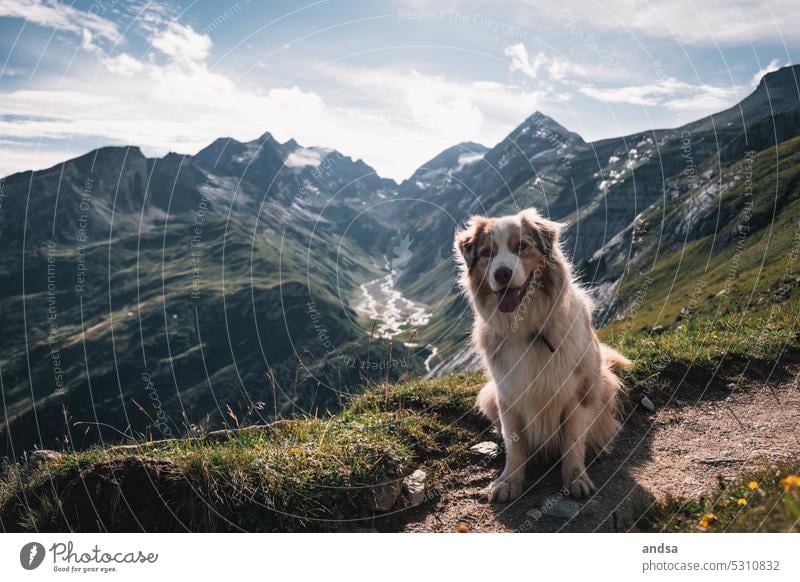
354;270;439;372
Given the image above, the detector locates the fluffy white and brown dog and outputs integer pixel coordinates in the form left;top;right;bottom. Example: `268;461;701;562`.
454;207;630;502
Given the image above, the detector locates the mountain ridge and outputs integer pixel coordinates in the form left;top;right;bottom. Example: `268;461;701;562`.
2;64;800;455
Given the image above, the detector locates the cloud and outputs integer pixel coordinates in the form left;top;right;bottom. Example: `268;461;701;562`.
751;58;784;87
0;47;562;180
404;70;484;133
579;78;740;113
150;21;212;67
0;0;121;42
304;63;565;176
504;43;584;81
102;53;145;76
0;141;75;179
553;0;799;44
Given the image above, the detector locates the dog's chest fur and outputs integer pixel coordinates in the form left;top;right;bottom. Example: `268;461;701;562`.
476;304;591;457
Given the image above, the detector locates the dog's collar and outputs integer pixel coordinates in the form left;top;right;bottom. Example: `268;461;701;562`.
530;330;556;353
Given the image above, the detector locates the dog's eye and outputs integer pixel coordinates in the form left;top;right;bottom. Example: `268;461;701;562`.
480;248;492;258
516;242;528;253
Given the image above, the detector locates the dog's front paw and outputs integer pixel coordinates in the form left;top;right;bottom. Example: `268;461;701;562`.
565;470;595;499
488;476;523;503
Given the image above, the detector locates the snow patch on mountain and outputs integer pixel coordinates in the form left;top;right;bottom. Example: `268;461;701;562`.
456;152;484;170
285;148;323;168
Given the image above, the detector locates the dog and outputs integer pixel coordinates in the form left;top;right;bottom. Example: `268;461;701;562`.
454;207;630;502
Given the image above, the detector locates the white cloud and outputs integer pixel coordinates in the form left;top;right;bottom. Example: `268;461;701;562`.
103;53;145;76
150;22;211;67
0;49;562;180
81;28;98;52
579;78;740;114
504;43;584;81
553;0;799;44
0;0;121;42
404;70;484;133
0;142;76;178
751;58;784;87
302;63;565;176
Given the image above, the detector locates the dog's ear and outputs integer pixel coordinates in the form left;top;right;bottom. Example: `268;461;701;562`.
521;210;564;258
454;217;487;271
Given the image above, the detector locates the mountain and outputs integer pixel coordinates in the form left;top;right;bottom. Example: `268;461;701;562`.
400;142;488;192
3;65;800;455
0;134;414;455
400;65;800;368
687;64;800;133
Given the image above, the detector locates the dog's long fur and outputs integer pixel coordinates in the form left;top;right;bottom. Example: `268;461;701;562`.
454;208;630;502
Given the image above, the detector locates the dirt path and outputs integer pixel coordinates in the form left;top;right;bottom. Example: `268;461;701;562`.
387;372;800;532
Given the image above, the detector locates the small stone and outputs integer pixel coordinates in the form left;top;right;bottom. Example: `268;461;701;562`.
640;395;655;412
469;441;501;459
28;450;61;465
527;495;582;520
650;325;667;334
403;469;427;506
725;382;737;391
456;522;471;533
369;480;402;513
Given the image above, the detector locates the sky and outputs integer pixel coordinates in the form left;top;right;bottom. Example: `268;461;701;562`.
0;0;797;181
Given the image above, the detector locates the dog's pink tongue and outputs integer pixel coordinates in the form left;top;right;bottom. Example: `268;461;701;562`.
497;289;521;313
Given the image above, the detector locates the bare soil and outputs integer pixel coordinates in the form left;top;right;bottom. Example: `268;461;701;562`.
381;372;800;532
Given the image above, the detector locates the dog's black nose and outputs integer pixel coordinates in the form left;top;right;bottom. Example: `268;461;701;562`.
494;266;512;286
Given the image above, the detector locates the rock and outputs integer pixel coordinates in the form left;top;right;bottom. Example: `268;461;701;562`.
650;325;667;334
369;480;402;513
725;382;737;391
28;450;61;465
469;441;501;459
640;395;655;412
527;495;583;520
403;469;427;506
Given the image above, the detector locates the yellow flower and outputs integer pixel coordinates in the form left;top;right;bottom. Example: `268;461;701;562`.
747;481;759;490
781;475;800;492
698;512;717;528
737;498;747;506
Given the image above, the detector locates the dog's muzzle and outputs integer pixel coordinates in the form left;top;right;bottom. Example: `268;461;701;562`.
495;271;533;313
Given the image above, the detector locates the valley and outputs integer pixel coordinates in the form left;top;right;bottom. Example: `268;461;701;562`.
1;64;799;460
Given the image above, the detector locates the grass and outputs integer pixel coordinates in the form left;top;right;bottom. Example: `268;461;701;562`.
0;374;488;532
641;461;800;532
604;137;800;334
2;313;798;532
3;259;799;532
603;298;800;395
4;202;800;532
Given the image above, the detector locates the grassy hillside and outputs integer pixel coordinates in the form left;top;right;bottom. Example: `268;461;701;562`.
0;375;488;532
0;211;426;454
643;460;800;533
2;288;799;532
602;135;800;333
